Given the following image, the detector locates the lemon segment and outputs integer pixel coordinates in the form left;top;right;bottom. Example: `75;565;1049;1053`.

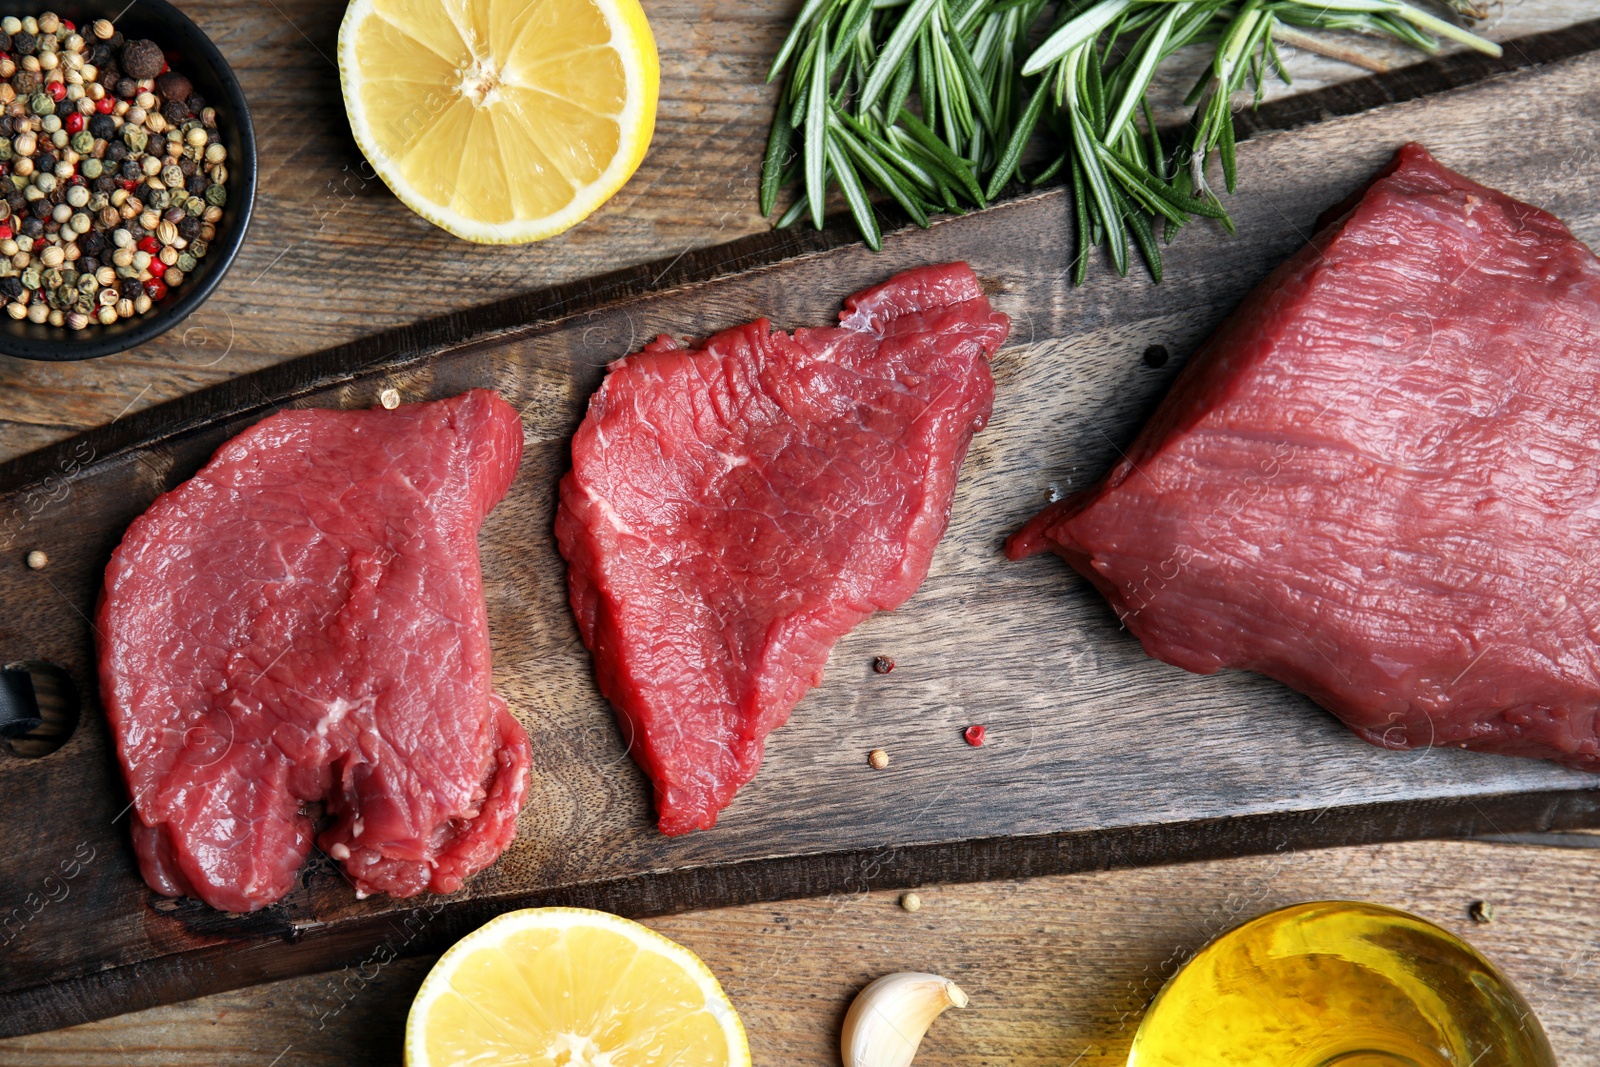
338;0;659;243
405;907;751;1067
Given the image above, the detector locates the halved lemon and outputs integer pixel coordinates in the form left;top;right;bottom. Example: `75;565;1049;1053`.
338;0;659;243
405;907;751;1067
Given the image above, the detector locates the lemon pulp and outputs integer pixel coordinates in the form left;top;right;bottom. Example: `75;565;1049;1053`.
405;907;750;1067
339;0;659;243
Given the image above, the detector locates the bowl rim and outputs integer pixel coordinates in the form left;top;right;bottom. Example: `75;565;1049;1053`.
0;0;256;362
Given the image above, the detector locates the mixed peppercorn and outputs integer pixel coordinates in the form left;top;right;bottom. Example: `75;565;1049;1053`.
0;14;228;329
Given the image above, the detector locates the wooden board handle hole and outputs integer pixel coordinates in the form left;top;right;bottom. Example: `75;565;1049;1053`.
2;662;79;758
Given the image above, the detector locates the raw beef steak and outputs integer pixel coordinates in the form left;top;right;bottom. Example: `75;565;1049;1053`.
1009;144;1600;770
99;390;531;912
557;263;1010;834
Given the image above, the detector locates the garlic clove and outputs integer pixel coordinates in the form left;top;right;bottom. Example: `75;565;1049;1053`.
841;971;969;1067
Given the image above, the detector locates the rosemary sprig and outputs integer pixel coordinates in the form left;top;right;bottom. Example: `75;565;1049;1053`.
760;0;1500;279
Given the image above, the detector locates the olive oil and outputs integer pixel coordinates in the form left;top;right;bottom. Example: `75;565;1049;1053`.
1127;901;1554;1067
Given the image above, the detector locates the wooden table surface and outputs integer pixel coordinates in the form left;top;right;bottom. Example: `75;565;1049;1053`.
2;0;1598;1063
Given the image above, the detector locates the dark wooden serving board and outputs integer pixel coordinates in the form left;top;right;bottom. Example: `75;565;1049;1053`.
3;29;1600;1037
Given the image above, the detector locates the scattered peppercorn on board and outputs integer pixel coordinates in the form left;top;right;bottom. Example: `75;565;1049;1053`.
1;20;1600;1038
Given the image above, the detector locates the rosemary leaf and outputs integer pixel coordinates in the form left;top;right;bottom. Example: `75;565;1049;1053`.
827;135;884;250
759;102;796;217
805;26;832;230
1023;0;1133;76
859;0;941;111
1070;158;1092;285
836;118;932;227
769;0;835;81
984;83;1048;200
899;107;986;204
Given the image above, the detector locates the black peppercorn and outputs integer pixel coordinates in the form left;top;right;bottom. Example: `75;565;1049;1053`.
81;231;106;254
19;216;40;237
0;117;12;137
114;77;137;100
109;31;124;49
120;39;165;80
92;175;115;193
178;215;200;240
185;174;206;195
154;71;192;102
160;99;190;124
0;33;12;53
120;158;141;180
11;70;40;96
86;43;111;67
12;31;36;55
29;199;50;219
98;62;120;87
177;158;195;177
79;256;99;274
35;152;54;174
120;277;142;299
0;277;21;298
5;193;23;214
105;141;128;163
88;114;115;140
187;94;206;113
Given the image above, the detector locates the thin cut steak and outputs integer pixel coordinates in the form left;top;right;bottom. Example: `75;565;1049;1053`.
99;390;531;912
1009;144;1600;770
557;263;1010;834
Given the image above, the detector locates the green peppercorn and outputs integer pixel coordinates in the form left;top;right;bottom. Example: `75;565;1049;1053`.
0;140;11;162
161;164;182;188
54;284;74;307
77;274;96;293
81;157;101;179
176;251;196;272
204;183;225;206
70;130;91;154
185;197;203;217
189;239;207;258
115;264;136;279
19;266;38;289
28;92;53;115
122;126;147;153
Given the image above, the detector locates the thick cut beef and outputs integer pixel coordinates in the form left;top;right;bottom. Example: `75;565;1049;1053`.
557;263;1010;833
1009;144;1600;770
99;390;531;912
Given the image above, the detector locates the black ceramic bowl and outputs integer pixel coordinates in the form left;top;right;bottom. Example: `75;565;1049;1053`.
0;0;254;361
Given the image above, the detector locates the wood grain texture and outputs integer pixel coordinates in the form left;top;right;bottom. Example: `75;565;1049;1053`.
0;0;1590;461
3;30;1600;1034
6;837;1600;1065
